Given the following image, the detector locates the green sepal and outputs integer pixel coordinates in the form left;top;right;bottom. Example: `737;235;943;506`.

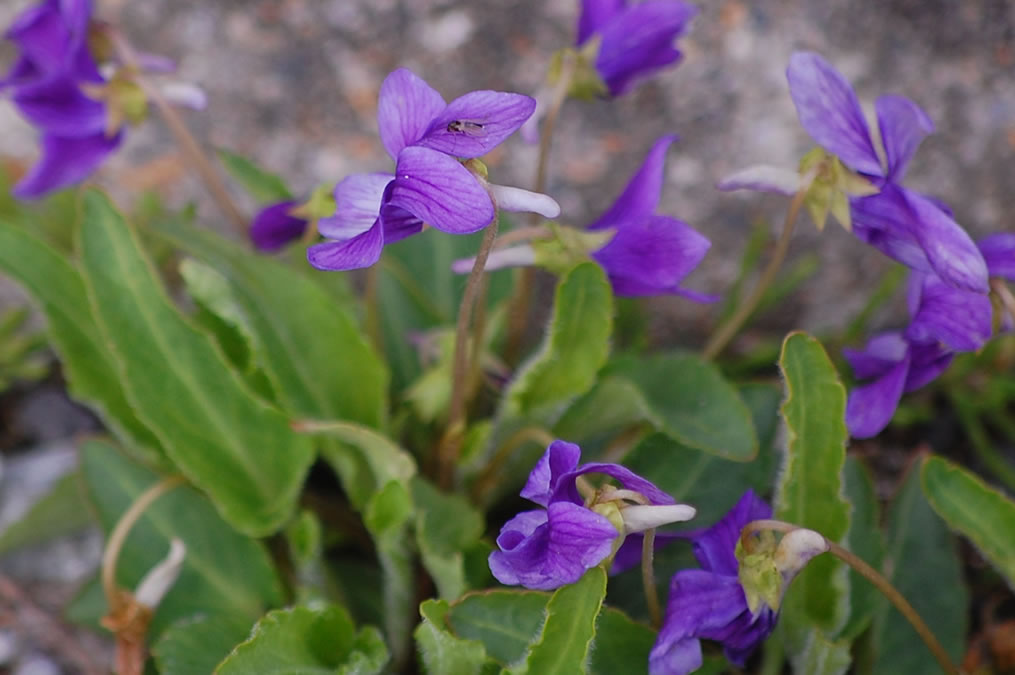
736;533;782;614
292;182;337;221
531;226;613;275
550;43;609;100
800;148;878;232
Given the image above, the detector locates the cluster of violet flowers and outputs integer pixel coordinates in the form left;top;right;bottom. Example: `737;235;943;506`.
490;441;826;675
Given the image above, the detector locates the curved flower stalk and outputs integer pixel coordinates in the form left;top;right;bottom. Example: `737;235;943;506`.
307;69;559;272
489;440;695;591
454;135;716;300
720;51;988;294
846;234;1015;438
0;0;202;198
649;491;826;675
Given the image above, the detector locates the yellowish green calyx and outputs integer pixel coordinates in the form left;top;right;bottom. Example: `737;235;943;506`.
463;158;489;181
294;183;337;221
799;147;879;232
548;44;608;101
82;69;149;136
736;533;782;615
531;226;614;274
591;499;625;540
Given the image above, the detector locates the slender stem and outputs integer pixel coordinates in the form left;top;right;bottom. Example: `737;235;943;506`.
465;272;490;405
438;219;500;489
364;262;383;356
641;528;662;628
101;474;185;605
701;189;806;361
504;55;577;365
741;520;961;675
599;423;651;464
470;426;557;504
109;31;248;235
992;278;1015;325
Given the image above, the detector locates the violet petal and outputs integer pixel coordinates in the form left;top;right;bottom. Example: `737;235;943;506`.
307;218;385;271
520;440;582;507
979;233;1015;280
843;332;908;380
13;130;121;199
376;68;446;161
587;134;677;231
904;274;992;351
12;75;107;137
576;0;626;45
875;94;934;182
419;91;535;159
249;200;307;252
901;188;988;293
846;355;910;439
318;172;392;240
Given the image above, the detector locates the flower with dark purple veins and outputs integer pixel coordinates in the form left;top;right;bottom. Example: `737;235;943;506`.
576;0;697;97
249;200;309;252
489;440;694;591
650;491;827;675
720;52;988;294
307;69;559;272
0;0;121;198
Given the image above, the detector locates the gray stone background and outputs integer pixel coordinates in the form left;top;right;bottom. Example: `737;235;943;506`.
0;0;1013;671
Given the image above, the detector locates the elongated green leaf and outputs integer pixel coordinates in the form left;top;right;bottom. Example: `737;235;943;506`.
0;222;163;462
872;463;967;674
153;614;254;675
416;600;490;675
838;456;884;641
216;605;388;675
151;217;387;429
217;149;293;203
552;376;654;443
605;353;758;461
922;454;1015;589
412;477;484;600
80;440;284;638
586;607;655;674
776;332;851;638
447;590;549;665
0;470;93;554
792;631;851;675
78;191;315;535
521;567;606;674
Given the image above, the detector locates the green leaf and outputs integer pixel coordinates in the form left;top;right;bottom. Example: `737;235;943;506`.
605;352;758;461
179;258;257;373
775;332;851;637
520;567;607;674
871;463;968;674
79;440;284;639
78;191;315;535
216;149;293;203
447;590;549;665
151;217;387;429
416;599;490;675
552;375;654;443
0;221;163;463
792;630;851;675
412;477;484;600
215;605;388;674
921;454;1015;589
0;470;93;555
838;456;884;641
152;614;254;675
586;608;655;675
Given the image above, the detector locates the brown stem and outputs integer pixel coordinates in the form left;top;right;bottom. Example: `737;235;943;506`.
701;189;806;361
504;54;577;365
741;519;961;675
438;219;500;489
109;31;248;234
641;528;662;629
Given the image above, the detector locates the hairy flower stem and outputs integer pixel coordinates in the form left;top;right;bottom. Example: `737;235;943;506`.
109;30;248;235
504;54;577;365
438;219;500;490
701;189;806;361
741;519;961;675
641;528;663;628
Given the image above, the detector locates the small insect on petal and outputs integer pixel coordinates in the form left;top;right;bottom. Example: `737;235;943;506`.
446;120;486;136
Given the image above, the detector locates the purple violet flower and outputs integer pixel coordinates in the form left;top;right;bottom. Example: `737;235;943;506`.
650;491;776;675
489;440;694;591
0;0;122;198
307;69;559;272
786;52;988;293
576;0;698;97
249;200;309;252
980;233;1015;281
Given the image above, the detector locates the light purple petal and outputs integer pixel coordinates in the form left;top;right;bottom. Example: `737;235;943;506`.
587;134;677;231
979;233;1015;280
376;68;446;161
4;0;70;77
875;94;934;182
387;146;495;234
561;461;676;506
576;0;626;45
452;244;535;274
249;200;307;252
717;165;802;196
487;184;560;218
786;52;882;176
592;215;711;298
904;274;992;351
379;201;425;244
13;130;121;199
12;75;107;137
306;218;384;271
850;187;935;274
595;1;697;97
846;355;910;439
418;91;535;159
521;440;582;507
843;332;907;380
901;188;989;293
318;172;392;240
692;490;771;577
